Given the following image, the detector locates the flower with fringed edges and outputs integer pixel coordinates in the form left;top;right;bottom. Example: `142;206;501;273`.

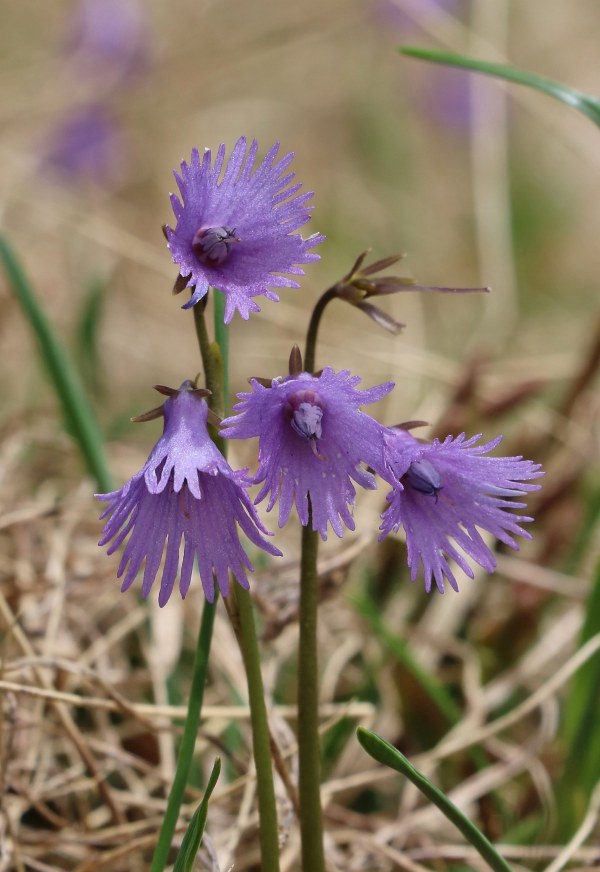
379;428;543;593
165;137;324;323
221;356;394;539
97;383;281;606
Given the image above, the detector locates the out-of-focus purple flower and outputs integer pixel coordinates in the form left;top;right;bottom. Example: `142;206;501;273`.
165;138;324;323
373;0;472;130
97;384;281;606
374;0;467;31
379;429;543;593
66;0;153;84
41;104;123;185
221;367;394;539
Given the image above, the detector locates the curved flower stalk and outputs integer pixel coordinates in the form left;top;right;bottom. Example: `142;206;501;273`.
165;138;324;322
97;382;281;606
221;352;394;539
379;428;543;593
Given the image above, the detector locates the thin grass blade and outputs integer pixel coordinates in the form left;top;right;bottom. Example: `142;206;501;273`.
357;727;513;872
173;757;221;872
0;234;112;491
400;48;600;129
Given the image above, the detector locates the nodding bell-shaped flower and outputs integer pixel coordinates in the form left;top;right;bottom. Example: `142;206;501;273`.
97;382;281;606
220;349;394;539
379;428;543;593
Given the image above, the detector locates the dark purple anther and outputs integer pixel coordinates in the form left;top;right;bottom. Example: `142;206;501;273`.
192;226;239;266
406;459;443;502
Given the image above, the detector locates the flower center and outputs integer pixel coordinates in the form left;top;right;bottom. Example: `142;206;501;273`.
192;225;240;266
286;390;325;458
404;459;443;502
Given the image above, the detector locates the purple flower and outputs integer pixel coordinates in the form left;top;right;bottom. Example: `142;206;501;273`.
41;104;123;185
165;138;324;323
97;384;281;606
379;429;543;593
66;0;153;84
221;367;394;539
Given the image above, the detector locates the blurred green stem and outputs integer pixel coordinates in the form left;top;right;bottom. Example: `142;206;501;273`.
0;234;112;492
297;513;326;872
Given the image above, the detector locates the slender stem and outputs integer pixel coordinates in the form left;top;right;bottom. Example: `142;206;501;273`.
297;509;326;872
193;300;225;429
212;292;229;408
304;287;338;373
232;585;281;871
150;601;217;872
150;298;223;872
210;289;280;869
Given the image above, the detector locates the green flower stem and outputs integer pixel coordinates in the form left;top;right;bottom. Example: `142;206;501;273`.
304;287;338;372
298;295;329;871
193;300;225;429
212;292;229;407
232;585;281;872
297;514;326;872
0;234;113;492
150;298;225;872
211;289;280;870
150;600;217;872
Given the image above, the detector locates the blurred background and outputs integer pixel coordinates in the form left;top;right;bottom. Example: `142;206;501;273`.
1;1;600;869
2;0;600;421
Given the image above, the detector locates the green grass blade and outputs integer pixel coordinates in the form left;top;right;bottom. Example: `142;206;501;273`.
357;727;513;872
0;234;113;492
173;757;221;872
400;47;600;129
560;562;600;824
75;274;108;398
150;598;218;872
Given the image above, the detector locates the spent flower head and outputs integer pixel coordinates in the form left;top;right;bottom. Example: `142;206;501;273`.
97;382;281;606
221;349;394;539
165;138;324;323
379;428;543;593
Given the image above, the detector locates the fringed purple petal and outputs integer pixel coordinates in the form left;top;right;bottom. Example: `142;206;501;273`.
222;368;394;539
97;389;281;605
379;429;543;592
166;139;323;323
